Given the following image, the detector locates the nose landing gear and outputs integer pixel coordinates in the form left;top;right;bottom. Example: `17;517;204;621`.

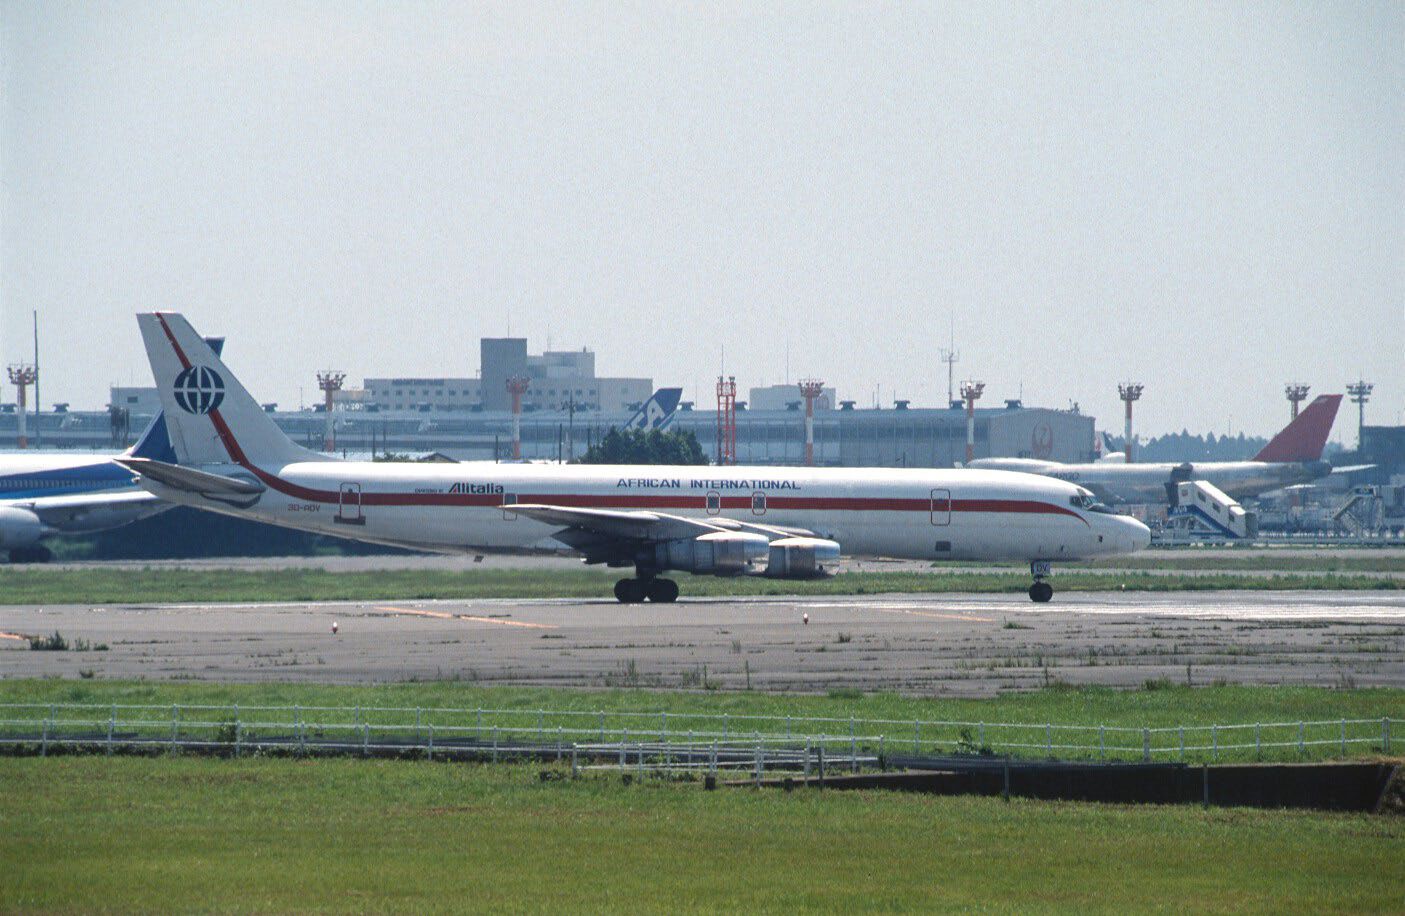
1028;561;1054;603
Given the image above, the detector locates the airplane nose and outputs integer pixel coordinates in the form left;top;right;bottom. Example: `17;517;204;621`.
1125;517;1151;553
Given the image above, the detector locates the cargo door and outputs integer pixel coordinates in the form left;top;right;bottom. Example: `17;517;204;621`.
930;488;951;526
336;482;365;525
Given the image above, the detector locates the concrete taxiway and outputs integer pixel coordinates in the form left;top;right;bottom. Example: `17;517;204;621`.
3;591;1402;695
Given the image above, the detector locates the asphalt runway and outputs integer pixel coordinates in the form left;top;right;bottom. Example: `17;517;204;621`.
4;591;1402;695
41;545;1405;574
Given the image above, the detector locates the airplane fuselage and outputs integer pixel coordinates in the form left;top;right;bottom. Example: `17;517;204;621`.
0;453;137;499
0;454;165;539
145;461;1151;563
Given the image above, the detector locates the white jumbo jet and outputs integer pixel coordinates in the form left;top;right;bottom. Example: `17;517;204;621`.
970;395;1349;505
118;313;1150;603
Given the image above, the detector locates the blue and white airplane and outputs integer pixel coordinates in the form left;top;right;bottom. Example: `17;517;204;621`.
0;338;222;562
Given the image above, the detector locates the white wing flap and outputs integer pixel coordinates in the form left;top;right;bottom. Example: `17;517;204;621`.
511;504;726;542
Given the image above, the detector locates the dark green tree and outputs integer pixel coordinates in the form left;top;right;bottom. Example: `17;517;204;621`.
580;427;708;465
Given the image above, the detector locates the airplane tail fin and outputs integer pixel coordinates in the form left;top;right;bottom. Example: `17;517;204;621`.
1254;394;1342;463
126;336;226;463
136;313;324;468
624;388;683;431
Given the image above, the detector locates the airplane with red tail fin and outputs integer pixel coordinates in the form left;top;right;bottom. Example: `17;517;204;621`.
971;395;1353;505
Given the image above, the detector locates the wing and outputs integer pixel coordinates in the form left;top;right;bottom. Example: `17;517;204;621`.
511;504;729;564
9;489;171;534
510;503;829;571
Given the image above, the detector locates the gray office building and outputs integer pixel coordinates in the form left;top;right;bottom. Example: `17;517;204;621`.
479;338;529;411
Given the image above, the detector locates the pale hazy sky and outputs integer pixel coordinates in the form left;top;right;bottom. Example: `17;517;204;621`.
3;2;1401;440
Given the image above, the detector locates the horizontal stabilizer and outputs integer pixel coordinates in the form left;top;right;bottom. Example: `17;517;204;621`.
116;458;265;499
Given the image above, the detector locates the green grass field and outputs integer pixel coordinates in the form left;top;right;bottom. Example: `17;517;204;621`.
2;755;1401;913
0;566;1398;605
5;678;1402;736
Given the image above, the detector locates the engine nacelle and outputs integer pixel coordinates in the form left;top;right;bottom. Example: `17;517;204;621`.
0;506;44;549
763;536;841;579
646;531;770;577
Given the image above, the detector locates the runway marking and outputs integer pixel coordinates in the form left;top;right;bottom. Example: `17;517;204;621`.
0;632;27;641
456;615;557;629
868;608;995;623
380;606;455;620
794;601;994;622
376;606;558;630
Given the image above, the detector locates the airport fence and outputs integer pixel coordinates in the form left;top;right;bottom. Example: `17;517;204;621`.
0;703;1396;776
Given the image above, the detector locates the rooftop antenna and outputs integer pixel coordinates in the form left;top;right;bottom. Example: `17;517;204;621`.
939;320;959;408
32;311;41;448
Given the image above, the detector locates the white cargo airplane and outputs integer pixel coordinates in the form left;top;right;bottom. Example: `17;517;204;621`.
118;313;1150;602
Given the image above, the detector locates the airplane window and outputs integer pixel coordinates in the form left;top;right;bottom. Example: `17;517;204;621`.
1070;492;1113;513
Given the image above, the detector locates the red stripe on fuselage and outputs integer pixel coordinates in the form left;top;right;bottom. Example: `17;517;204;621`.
198;472;1087;521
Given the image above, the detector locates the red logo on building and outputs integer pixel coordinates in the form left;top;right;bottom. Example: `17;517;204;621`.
1031;422;1054;459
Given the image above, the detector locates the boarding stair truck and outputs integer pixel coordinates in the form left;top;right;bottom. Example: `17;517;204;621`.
1162;480;1257;542
1333;486;1385;538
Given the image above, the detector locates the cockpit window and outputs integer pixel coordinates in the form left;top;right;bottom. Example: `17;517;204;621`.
1069;491;1114;513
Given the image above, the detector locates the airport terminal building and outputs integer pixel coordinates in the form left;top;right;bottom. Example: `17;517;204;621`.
5;333;1091;466
3;394;1094;468
357;339;652;415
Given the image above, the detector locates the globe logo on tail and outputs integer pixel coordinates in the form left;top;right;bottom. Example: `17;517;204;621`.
173;366;225;414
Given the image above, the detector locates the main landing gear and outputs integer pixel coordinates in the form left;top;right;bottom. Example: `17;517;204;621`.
1028;561;1054;603
613;577;679;604
8;546;52;564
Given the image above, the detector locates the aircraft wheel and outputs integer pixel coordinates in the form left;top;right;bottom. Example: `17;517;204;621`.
9;546;47;564
614;578;648;604
1029;581;1054;603
647;578;679;603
